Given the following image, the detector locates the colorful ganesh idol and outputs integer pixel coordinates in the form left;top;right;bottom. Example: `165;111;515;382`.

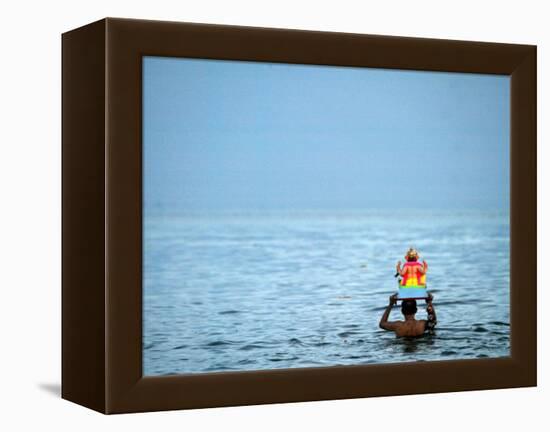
396;248;429;300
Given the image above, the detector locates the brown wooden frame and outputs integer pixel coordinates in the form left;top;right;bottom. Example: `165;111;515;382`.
62;17;536;414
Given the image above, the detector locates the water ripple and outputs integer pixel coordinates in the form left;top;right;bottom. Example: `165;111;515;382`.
143;210;510;375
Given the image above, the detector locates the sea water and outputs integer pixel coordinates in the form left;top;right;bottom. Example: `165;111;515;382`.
143;209;509;375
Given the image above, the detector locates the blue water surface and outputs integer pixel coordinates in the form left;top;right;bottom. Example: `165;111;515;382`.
143;209;510;375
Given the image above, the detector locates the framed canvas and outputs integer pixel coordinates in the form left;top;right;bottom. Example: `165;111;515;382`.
62;18;536;414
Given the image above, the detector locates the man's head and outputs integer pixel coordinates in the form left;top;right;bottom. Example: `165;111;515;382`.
405;247;419;262
401;299;417;317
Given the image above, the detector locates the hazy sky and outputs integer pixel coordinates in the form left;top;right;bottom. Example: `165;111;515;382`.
143;56;509;212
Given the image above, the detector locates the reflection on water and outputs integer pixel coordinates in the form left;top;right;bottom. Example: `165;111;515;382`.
143;210;510;375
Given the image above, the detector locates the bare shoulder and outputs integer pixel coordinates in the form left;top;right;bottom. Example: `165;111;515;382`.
380;320;404;332
417;320;428;332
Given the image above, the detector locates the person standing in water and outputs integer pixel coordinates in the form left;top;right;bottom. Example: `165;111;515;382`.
379;293;437;337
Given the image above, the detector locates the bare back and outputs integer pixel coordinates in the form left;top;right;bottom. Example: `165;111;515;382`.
392;319;427;337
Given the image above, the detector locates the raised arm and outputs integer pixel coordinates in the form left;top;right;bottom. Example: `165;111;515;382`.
418;260;428;275
424;293;437;333
396;261;406;277
379;294;400;331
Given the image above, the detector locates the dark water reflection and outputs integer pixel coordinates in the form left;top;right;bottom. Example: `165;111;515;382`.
143;210;510;375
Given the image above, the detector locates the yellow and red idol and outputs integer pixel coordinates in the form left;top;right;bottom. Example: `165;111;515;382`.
396;248;429;299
